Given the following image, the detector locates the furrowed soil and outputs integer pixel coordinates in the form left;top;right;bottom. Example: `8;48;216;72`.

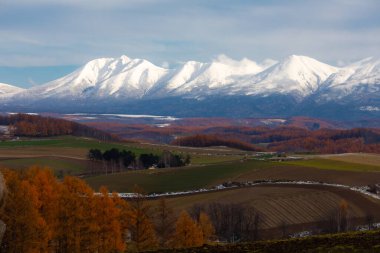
149;184;380;230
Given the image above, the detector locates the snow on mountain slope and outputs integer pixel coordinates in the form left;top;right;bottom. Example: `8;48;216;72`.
93;58;168;98
18;57;115;99
3;54;380;119
17;55;168;99
0;83;24;95
236;55;339;99
150;55;268;97
145;60;206;97
6;54;380;107
317;57;380;100
19;54;272;100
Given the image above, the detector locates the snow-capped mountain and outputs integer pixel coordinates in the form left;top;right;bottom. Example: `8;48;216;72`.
1;54;380;119
0;83;24;95
149;55;269;98
238;55;338;99
8;54;338;101
316;57;380;102
17;55;169;100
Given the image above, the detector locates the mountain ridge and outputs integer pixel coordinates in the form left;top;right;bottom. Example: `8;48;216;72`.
1;54;379;120
0;82;25;95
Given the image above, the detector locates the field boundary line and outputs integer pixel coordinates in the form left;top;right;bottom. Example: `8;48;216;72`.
115;180;380;202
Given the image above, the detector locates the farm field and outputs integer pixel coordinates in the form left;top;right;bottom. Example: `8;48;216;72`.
229;162;380;186
1;133;380;245
1;136;380;192
85;159;269;193
0;136;248;157
318;153;380;167
149;184;380;230
0;136;152;154
189;154;242;165
0;146;87;159
0;157;87;176
0;136;249;177
85;158;380;193
0;136;161;177
282;158;380;172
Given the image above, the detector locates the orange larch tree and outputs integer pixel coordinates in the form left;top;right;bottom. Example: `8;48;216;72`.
56;176;99;253
155;197;175;247
172;210;204;248
95;186;125;253
198;212;215;243
25;167;61;251
129;186;158;252
0;170;48;253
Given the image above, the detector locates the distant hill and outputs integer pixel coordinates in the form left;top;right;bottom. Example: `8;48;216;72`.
0;113;118;141
171;134;262;151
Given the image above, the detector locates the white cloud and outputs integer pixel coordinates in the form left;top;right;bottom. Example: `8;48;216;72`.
0;0;379;67
6;0;160;9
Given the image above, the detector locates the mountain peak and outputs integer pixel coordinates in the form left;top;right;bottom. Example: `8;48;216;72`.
321;56;380;95
2;53;380;120
286;54;307;59
281;55;328;66
246;55;339;98
0;82;24;95
119;55;131;63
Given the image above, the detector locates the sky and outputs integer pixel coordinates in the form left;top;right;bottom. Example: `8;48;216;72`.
0;0;379;87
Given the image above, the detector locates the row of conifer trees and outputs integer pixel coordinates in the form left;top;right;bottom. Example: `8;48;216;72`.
87;148;190;175
0;167;213;252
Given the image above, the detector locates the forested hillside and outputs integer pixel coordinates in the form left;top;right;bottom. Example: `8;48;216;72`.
171;134;262;151
171;127;380;154
0;114;118;141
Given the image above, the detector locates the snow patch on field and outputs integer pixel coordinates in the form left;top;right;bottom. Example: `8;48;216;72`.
115;180;380;201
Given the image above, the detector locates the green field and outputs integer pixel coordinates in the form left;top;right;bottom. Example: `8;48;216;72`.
190;155;242;165
0;136;153;154
85;159;271;193
2;136;380;193
0;136;160;177
86;154;380;193
283;158;380;172
0;157;86;176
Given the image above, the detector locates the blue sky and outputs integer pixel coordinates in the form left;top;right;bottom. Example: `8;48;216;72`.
0;0;379;87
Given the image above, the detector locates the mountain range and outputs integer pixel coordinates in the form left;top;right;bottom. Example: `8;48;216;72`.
1;54;379;120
